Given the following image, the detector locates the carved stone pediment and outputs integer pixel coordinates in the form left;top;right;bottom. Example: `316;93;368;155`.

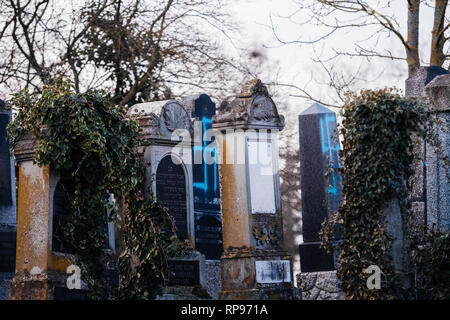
128;100;192;141
214;79;284;130
159;101;192;139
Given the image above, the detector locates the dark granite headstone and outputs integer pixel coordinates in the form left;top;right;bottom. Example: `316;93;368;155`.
156;155;188;240
189;94;223;260
0;112;12;206
167;260;200;286
0;231;16;272
298;103;343;272
298;242;335;272
194;214;223;260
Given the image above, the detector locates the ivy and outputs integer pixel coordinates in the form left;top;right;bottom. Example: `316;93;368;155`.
8;80;186;299
320;88;449;299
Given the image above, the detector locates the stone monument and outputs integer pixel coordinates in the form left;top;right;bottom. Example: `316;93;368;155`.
128;100;209;299
424;74;450;231
296;103;343;300
405;66;449;229
212;79;296;300
9;132;73;299
0;99;17;300
182;93;223;299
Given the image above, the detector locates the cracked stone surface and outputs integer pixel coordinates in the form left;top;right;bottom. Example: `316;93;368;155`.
297;271;342;300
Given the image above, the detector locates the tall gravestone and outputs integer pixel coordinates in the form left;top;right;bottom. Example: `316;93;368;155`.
405;66;449;230
298;103;342;273
183;94;222;260
213;79;296;300
128;100;208;299
424;74;450;231
182;94;223;299
10;133;73;300
0;99;17;300
296;103;343;300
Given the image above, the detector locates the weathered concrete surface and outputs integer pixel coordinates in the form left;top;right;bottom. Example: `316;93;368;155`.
204;260;221;300
425;74;450;231
217;133;251;249
11;134;71;299
297;271;342;300
213;79;294;300
405;66;449;229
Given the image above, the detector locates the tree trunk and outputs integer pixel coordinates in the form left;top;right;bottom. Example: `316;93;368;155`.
407;0;421;75
430;0;448;67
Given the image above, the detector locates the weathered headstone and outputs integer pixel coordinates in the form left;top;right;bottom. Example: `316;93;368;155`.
296;103;343;300
425;74;450;231
9;134;72;300
128;100;209;299
405;66;449;229
213;79;296;300
0;99;17;300
183;94;223;260
298;103;342;273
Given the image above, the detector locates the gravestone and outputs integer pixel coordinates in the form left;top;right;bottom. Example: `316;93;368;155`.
128;100;209;299
182;94;223;299
0;99;17;300
10;134;73;300
298;103;342;273
405;66;449;229
213;79;296;300
425;74;450;231
183;94;223;261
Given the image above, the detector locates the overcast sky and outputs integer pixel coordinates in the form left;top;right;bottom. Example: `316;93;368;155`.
226;0;440;115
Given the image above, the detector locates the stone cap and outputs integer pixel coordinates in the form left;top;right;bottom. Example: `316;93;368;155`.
13;130;47;162
213;79;284;131
425;73;450;112
300;103;336;116
128;100;192;141
405;66;449;98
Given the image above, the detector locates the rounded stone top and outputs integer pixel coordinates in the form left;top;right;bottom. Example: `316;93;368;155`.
127;100;169;117
128;99;192;140
425;73;450;112
214;79;284;130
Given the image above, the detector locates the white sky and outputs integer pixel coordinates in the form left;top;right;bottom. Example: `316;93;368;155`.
226;0;440;115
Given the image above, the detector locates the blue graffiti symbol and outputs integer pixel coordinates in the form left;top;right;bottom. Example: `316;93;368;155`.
319;114;341;196
193;116;218;194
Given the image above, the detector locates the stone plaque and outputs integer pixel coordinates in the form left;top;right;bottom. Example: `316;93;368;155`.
0;114;12;206
255;260;291;284
167;260;200;286
194;213;223;260
156;155;188;240
247;139;276;214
